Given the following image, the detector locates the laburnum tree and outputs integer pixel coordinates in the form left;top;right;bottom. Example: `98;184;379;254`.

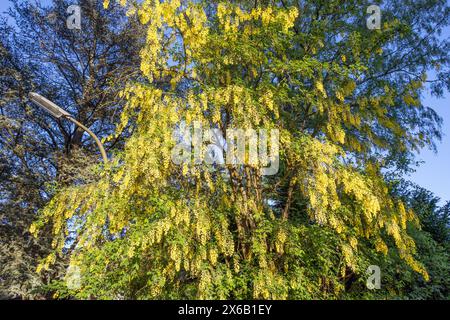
31;0;449;299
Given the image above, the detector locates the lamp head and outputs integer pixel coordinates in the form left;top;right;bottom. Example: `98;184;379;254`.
29;92;71;119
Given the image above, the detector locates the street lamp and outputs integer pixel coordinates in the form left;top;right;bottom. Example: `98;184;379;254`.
29;92;108;164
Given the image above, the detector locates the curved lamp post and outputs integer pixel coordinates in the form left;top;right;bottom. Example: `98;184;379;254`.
29;92;108;164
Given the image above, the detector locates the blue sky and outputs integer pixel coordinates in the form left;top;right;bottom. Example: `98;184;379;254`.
409;90;450;203
1;1;448;203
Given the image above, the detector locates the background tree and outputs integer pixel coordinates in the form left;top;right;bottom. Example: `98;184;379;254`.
341;180;450;299
406;186;450;244
0;0;144;299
